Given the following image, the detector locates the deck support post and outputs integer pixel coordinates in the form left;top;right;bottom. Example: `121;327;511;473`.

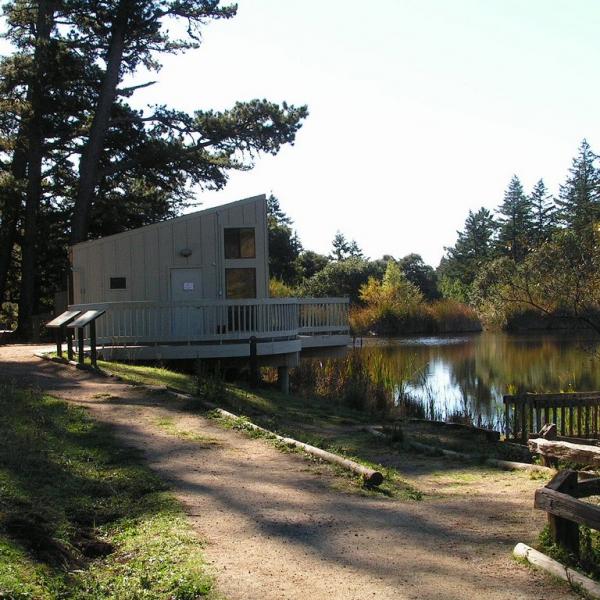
278;366;289;395
249;336;259;387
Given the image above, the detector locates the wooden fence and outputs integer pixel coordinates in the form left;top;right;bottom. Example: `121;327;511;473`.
503;392;600;443
535;470;600;556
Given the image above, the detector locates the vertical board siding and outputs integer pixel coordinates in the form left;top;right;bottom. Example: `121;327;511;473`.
71;196;269;306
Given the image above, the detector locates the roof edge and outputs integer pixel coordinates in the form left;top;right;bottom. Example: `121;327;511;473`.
70;194;267;250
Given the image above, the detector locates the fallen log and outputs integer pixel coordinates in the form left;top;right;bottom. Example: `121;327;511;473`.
513;543;600;599
406;440;553;473
168;390;384;486
405;418;500;441
528;438;600;468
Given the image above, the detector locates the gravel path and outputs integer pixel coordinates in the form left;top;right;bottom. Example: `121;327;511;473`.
0;345;580;600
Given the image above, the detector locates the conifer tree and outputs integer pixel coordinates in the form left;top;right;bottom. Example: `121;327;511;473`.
496;175;532;262
529;178;556;246
266;195;302;285
442;207;497;286
330;231;363;261
0;0;308;337
556;139;600;248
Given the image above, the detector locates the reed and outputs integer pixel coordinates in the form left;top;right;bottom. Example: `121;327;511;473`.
350;299;481;336
290;350;397;414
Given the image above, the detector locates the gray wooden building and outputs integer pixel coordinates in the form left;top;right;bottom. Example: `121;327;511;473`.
69;195;349;364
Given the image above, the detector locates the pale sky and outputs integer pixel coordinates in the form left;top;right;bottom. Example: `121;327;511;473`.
8;0;600;266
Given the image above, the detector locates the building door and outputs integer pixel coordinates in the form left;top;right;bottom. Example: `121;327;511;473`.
171;269;203;302
171;269;203;339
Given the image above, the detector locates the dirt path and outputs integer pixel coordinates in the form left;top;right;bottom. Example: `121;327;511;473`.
0;345;580;600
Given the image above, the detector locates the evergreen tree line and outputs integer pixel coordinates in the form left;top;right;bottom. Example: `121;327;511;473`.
439;139;600;331
269;138;600;334
0;1;307;337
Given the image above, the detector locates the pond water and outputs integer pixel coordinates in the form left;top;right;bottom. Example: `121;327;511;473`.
355;332;600;430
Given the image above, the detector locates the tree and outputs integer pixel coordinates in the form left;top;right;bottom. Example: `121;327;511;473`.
496;175;532;262
440;207;497;290
0;0;308;338
398;253;439;300
299;258;382;303
473;230;600;333
556;139;600;249
529;178;556;247
296;250;329;280
266;194;302;285
330;231;363;261
357;260;425;334
360;261;423;311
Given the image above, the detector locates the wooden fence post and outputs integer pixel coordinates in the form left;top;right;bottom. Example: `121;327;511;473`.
546;470;580;556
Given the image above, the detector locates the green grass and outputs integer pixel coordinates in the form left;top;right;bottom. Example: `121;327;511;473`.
0;383;215;599
153;416;220;446
538;524;600;584
97;360;197;394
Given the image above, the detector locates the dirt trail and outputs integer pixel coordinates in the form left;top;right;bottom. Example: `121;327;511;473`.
0;345;579;600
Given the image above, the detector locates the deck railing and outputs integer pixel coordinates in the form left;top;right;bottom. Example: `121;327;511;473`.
69;297;349;345
298;298;349;333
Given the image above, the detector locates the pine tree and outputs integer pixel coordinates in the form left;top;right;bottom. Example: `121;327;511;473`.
496;175;533;262
266;194;302;285
330;232;363;261
442;207;498;286
556;139;600;248
0;0;309;338
529;178;556;246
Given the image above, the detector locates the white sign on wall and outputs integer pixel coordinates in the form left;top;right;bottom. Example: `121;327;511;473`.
183;282;194;291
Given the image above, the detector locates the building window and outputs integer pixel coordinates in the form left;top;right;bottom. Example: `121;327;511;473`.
225;268;256;299
224;228;255;259
110;277;127;290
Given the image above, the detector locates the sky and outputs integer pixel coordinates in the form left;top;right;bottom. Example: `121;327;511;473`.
8;0;600;266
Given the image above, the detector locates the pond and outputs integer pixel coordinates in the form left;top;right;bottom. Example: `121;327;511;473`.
354;332;600;430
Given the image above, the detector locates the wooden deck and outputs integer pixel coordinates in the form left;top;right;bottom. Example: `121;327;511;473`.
69;297;350;361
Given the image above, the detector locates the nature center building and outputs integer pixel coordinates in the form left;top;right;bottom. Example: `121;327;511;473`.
69;195;350;366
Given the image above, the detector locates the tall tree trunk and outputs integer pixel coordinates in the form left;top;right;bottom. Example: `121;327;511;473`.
0;135;27;304
16;0;56;339
70;0;129;245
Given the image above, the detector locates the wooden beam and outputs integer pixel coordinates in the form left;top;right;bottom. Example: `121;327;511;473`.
575;478;600;498
535;487;600;531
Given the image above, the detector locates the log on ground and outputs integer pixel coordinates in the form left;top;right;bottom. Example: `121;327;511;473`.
514;543;600;599
529;438;600;467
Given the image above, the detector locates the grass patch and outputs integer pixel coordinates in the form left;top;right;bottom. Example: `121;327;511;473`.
538;524;600;583
97;360;197;394
153;416;220;446
0;383;215;599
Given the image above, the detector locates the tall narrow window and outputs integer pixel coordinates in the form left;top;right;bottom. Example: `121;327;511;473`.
225;268;256;299
224;228;255;259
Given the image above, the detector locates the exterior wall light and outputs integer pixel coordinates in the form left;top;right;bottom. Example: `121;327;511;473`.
180;248;192;257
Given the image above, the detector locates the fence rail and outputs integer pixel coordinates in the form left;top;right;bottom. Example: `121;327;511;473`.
69;297;349;345
503;392;600;443
535;470;600;556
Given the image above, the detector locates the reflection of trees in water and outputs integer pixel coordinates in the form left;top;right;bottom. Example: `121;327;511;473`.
360;334;600;427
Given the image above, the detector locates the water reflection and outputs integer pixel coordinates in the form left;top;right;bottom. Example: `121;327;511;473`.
357;332;600;428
